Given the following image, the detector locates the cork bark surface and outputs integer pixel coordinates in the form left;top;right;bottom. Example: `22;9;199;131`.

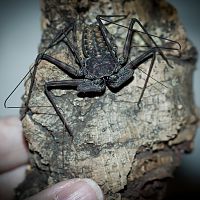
16;0;199;199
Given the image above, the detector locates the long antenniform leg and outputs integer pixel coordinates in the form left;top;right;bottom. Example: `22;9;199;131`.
3;24;73;113
22;22;83;118
97;15;181;60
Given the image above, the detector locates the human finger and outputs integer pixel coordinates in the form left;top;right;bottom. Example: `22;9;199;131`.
0;117;29;173
26;178;104;200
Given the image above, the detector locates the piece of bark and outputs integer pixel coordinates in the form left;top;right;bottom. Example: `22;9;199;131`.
16;0;199;199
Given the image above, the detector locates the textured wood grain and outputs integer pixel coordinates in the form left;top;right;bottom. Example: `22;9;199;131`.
16;0;199;199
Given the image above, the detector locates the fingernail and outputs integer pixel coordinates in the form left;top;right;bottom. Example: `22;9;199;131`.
56;178;104;200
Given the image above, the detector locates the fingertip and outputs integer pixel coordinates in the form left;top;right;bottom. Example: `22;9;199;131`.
82;178;104;200
26;178;104;200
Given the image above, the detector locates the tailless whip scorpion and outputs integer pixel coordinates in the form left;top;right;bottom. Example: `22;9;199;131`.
4;15;181;136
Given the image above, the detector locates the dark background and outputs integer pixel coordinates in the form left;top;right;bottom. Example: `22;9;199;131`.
0;0;199;198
